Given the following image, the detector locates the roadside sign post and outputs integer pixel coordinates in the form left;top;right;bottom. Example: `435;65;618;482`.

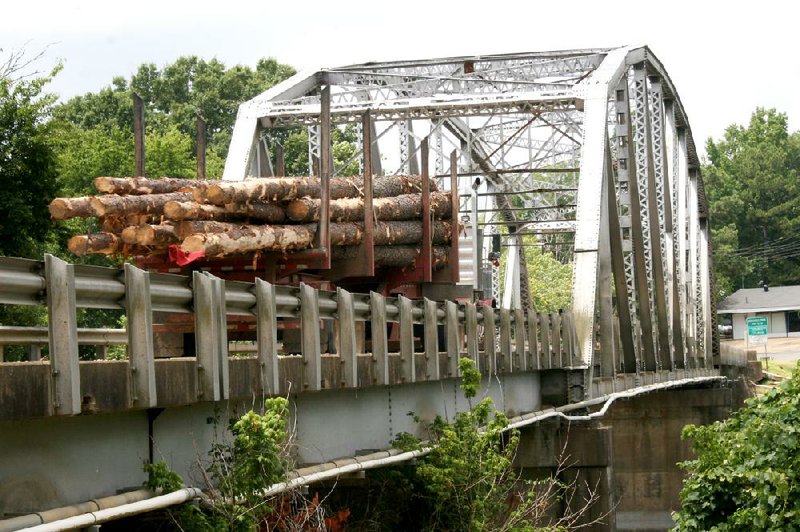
746;316;769;369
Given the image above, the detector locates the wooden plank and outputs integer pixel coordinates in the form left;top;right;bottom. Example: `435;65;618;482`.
514;308;526;371
370;292;389;385
499;308;512;373
539;313;551;369
255;279;280;395
45;254;80;415
465;302;479;369
124;263;156;408
527;309;539;370
445;300;460;377
300;283;322;390
423;298;439;380
337;287;358;388
398;295;415;383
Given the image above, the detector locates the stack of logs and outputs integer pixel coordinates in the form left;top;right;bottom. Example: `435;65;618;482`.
49;176;455;269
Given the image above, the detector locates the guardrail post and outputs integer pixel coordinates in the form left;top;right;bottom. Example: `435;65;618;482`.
215;277;229;398
514;308;526;371
45;254;81;415
445;300;459;377
551;312;562;367
29;345;41;361
398;295;415;383
370;292;389;385
527;310;539;370
124;263;157;408
499;308;512;373
465;301;479;368
193;271;222;401
423;298;439;380
481;306;497;375
255;279;280;395
300;283;321;390
337;287;358;388
539;313;551;369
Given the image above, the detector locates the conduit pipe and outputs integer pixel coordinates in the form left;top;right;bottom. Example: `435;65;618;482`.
18;488;203;532
12;375;723;531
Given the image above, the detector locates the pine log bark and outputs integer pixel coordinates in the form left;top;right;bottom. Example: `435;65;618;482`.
174;221;246;240
67;233;120;256
94;177;213;195
136;224;180;246
332;246;449;269
49;197;95;220
180;225;316;257
163;200;286;223
90;192;192;217
199;175;437;205
163;201;228;221
286;192;452;222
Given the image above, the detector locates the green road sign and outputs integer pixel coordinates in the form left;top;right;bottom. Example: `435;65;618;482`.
746;316;768;336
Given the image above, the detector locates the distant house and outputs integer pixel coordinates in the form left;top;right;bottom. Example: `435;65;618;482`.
717;285;800;340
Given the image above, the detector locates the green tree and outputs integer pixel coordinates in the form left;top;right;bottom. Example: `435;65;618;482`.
674;364;800;530
704;108;800;299
0;57;60;258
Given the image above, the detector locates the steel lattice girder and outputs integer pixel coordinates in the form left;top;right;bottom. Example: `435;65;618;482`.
222;45;713;384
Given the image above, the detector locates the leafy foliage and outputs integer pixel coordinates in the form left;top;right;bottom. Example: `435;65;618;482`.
146;397;291;531
0;57;60;258
704;108;800;299
674;363;800;530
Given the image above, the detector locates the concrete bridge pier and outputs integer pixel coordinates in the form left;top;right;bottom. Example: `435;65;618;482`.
515;383;743;531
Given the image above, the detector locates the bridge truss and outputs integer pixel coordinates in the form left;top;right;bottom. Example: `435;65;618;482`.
224;45;717;380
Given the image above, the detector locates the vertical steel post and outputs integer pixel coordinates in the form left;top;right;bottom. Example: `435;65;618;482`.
423;298;439;380
361;111;375;275
527;310;539;370
465;301;479;368
124;263;157;408
481;306;497;374
196;116;206;179
255;278;280;396
45;254;80;415
370;292;389;385
448;150;460;283
193;271;221;402
133;93;145;177
318;83;332;269
275;143;286;177
337;287;358;388
300;283;322;390
445;300;460;377
514;308;526;371
420;137;432;282
398;295;415;383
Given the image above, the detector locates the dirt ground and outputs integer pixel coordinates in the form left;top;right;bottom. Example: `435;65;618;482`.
722;337;800;362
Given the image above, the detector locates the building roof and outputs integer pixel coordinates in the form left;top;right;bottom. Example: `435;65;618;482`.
717;285;800;314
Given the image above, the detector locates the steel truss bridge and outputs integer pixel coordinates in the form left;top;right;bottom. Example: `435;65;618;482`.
0;45;724;529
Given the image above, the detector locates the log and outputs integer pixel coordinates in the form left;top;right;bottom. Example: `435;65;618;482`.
174;221;245;240
199;175;437;205
163;201;228;221
176;221;452;256
330;221;453;246
163;200;286;223
180;225;316;257
67;233;120;256
101;214;156;234
332;246;449;269
90;192;192;217
136;224;180;246
120;226;140;244
94;177;212;195
49;196;95;220
286;192;452;222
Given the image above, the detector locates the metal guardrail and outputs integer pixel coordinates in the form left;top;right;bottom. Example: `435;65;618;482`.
0;254;580;416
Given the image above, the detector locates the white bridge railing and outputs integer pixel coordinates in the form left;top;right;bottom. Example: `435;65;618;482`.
0;254;581;416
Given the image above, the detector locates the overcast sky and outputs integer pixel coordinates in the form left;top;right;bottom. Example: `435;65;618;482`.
3;0;797;158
